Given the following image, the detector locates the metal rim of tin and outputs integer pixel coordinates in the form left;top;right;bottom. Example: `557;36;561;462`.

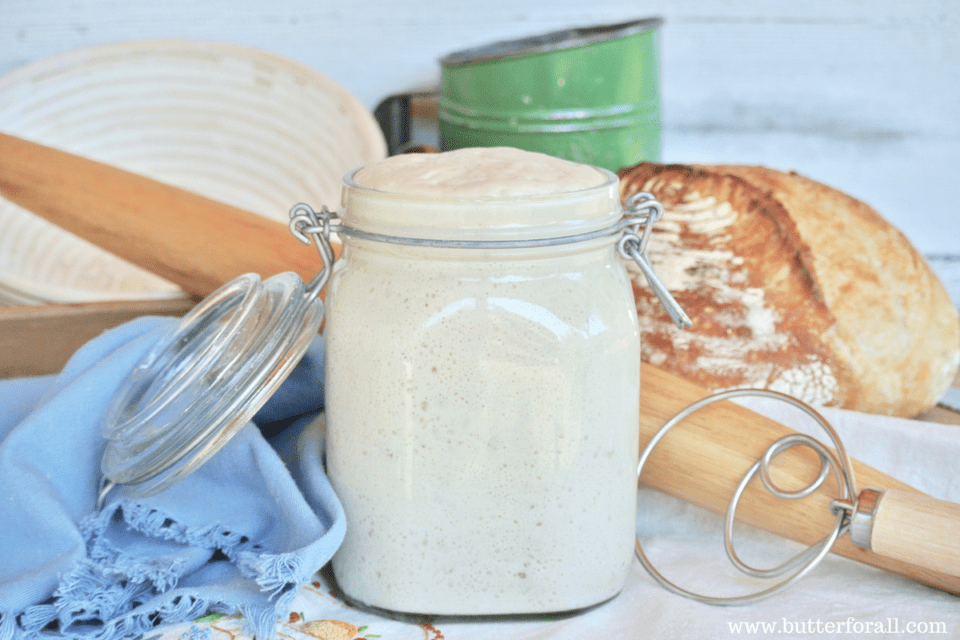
437;101;661;134
439;16;663;67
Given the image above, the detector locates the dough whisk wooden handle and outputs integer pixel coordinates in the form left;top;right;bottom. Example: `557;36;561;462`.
847;487;960;578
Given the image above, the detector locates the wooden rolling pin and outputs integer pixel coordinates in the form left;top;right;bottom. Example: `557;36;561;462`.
639;366;960;595
0;132;326;298
2;131;958;596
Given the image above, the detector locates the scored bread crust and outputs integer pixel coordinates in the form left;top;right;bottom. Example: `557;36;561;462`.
619;162;960;417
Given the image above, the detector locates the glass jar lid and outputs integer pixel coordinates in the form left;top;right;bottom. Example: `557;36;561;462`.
98;271;324;502
97;205;336;505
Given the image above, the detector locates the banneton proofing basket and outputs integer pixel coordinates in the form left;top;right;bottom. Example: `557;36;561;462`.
0;39;386;305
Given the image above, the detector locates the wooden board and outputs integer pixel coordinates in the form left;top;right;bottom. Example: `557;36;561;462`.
0;298;195;378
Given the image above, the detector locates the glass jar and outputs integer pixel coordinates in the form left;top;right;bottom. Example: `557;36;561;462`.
323;150;643;615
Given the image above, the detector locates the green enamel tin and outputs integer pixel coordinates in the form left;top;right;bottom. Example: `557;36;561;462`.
438;17;663;171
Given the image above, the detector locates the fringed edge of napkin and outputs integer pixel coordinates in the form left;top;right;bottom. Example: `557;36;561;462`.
2;499;316;640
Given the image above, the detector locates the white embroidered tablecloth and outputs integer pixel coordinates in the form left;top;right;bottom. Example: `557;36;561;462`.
155;402;960;640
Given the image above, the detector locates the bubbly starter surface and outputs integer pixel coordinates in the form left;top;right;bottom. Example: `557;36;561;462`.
351;146;607;197
325;148;640;614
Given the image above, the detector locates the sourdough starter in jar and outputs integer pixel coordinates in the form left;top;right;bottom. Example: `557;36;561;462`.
324;147;640;615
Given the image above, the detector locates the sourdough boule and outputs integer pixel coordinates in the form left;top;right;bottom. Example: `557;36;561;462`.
619;162;960;417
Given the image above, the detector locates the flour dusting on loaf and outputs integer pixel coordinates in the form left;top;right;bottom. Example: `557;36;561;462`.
619;162;960;417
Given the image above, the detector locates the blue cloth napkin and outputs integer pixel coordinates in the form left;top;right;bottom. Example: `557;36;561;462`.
0;316;344;640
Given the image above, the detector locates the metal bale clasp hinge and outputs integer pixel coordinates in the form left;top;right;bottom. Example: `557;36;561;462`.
288;203;339;299
619;192;692;329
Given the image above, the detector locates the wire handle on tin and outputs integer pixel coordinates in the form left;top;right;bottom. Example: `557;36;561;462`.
635;388;859;605
619;192;692;329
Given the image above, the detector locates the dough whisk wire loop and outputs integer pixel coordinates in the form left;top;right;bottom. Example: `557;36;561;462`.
635;388;859;605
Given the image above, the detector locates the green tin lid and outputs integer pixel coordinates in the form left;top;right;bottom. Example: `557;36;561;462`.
440;17;664;67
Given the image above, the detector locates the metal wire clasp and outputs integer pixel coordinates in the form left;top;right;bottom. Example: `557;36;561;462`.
286;196;691;329
289;203;338;301
619;193;692;329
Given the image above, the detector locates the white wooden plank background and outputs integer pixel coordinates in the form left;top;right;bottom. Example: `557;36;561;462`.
2;0;958;300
